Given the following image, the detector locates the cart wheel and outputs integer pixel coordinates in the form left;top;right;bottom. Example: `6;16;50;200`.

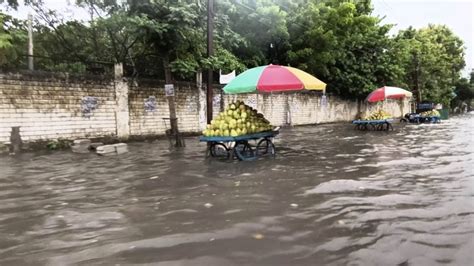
234;141;256;161
256;138;276;157
210;143;230;159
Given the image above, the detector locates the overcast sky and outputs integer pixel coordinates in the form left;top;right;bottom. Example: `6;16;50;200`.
372;0;473;77
2;0;473;77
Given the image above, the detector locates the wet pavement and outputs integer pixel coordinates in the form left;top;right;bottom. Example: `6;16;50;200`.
0;114;473;266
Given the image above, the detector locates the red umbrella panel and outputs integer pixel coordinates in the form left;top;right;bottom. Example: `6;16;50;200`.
223;64;326;94
366;86;413;103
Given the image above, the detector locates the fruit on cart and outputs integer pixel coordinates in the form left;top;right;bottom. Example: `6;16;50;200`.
420;109;440;117
364;109;392;120
202;100;273;137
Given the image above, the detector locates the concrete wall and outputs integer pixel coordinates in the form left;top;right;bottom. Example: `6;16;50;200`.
129;80;201;135
221;92;409;126
0;72;410;144
0;73;116;143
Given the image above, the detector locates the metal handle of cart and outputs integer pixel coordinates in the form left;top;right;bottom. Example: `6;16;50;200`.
200;130;279;161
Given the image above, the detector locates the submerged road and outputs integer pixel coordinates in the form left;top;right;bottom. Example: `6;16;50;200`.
0;114;473;265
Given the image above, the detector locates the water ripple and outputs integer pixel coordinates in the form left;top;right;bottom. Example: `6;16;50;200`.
0;114;473;265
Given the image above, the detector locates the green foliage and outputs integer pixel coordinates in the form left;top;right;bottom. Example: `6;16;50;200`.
0;14;12;48
46;138;71;150
395;25;465;106
0;13;12;50
0;12;27;67
0;0;20;9
30;2;140;65
48;62;87;73
454;77;474;101
287;0;404;99
451;76;474;110
0;0;467;103
223;0;290;66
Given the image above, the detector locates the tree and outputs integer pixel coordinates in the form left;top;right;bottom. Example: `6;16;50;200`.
0;13;14;64
451;70;474;109
0;12;27;68
26;0;141;74
1;0;468;106
454;77;473;101
287;0;402;99
395;25;465;106
0;0;21;9
223;0;291;67
75;0;244;79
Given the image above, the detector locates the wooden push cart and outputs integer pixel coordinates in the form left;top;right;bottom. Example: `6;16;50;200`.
352;119;394;131
400;113;441;124
200;130;279;161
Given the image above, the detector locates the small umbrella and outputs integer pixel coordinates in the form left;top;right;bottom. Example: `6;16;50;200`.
223;64;326;94
366;86;412;103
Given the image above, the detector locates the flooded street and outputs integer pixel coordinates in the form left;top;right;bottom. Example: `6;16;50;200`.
1;114;473;266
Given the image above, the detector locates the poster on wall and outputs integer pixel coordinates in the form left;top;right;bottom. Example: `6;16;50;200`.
213;95;221;107
185;96;197;112
165;84;174;96
144;96;157;112
81;96;98;117
246;95;257;109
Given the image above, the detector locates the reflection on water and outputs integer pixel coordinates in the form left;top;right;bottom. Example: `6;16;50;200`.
0;114;473;265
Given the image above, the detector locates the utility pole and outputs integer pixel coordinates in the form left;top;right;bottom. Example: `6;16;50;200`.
27;13;34;71
206;0;214;124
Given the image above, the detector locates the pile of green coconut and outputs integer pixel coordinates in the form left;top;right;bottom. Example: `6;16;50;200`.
202;101;273;137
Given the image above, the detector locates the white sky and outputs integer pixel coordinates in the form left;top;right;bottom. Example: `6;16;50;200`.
1;0;90;21
372;0;473;77
2;0;473;77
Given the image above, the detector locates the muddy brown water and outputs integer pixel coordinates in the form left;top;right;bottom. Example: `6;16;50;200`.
1;114;473;265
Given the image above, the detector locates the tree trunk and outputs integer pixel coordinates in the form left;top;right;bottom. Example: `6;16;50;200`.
413;53;422;103
163;56;185;147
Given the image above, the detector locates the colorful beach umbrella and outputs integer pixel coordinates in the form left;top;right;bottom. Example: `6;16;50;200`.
223;64;326;94
366;86;412;103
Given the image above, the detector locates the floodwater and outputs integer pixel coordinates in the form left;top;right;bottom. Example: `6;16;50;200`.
0;114;473;266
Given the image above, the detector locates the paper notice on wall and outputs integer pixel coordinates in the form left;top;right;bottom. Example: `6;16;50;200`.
165;84;174;96
219;70;236;84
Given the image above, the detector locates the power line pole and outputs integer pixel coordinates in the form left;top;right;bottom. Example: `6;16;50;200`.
27;13;34;71
206;0;214;124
